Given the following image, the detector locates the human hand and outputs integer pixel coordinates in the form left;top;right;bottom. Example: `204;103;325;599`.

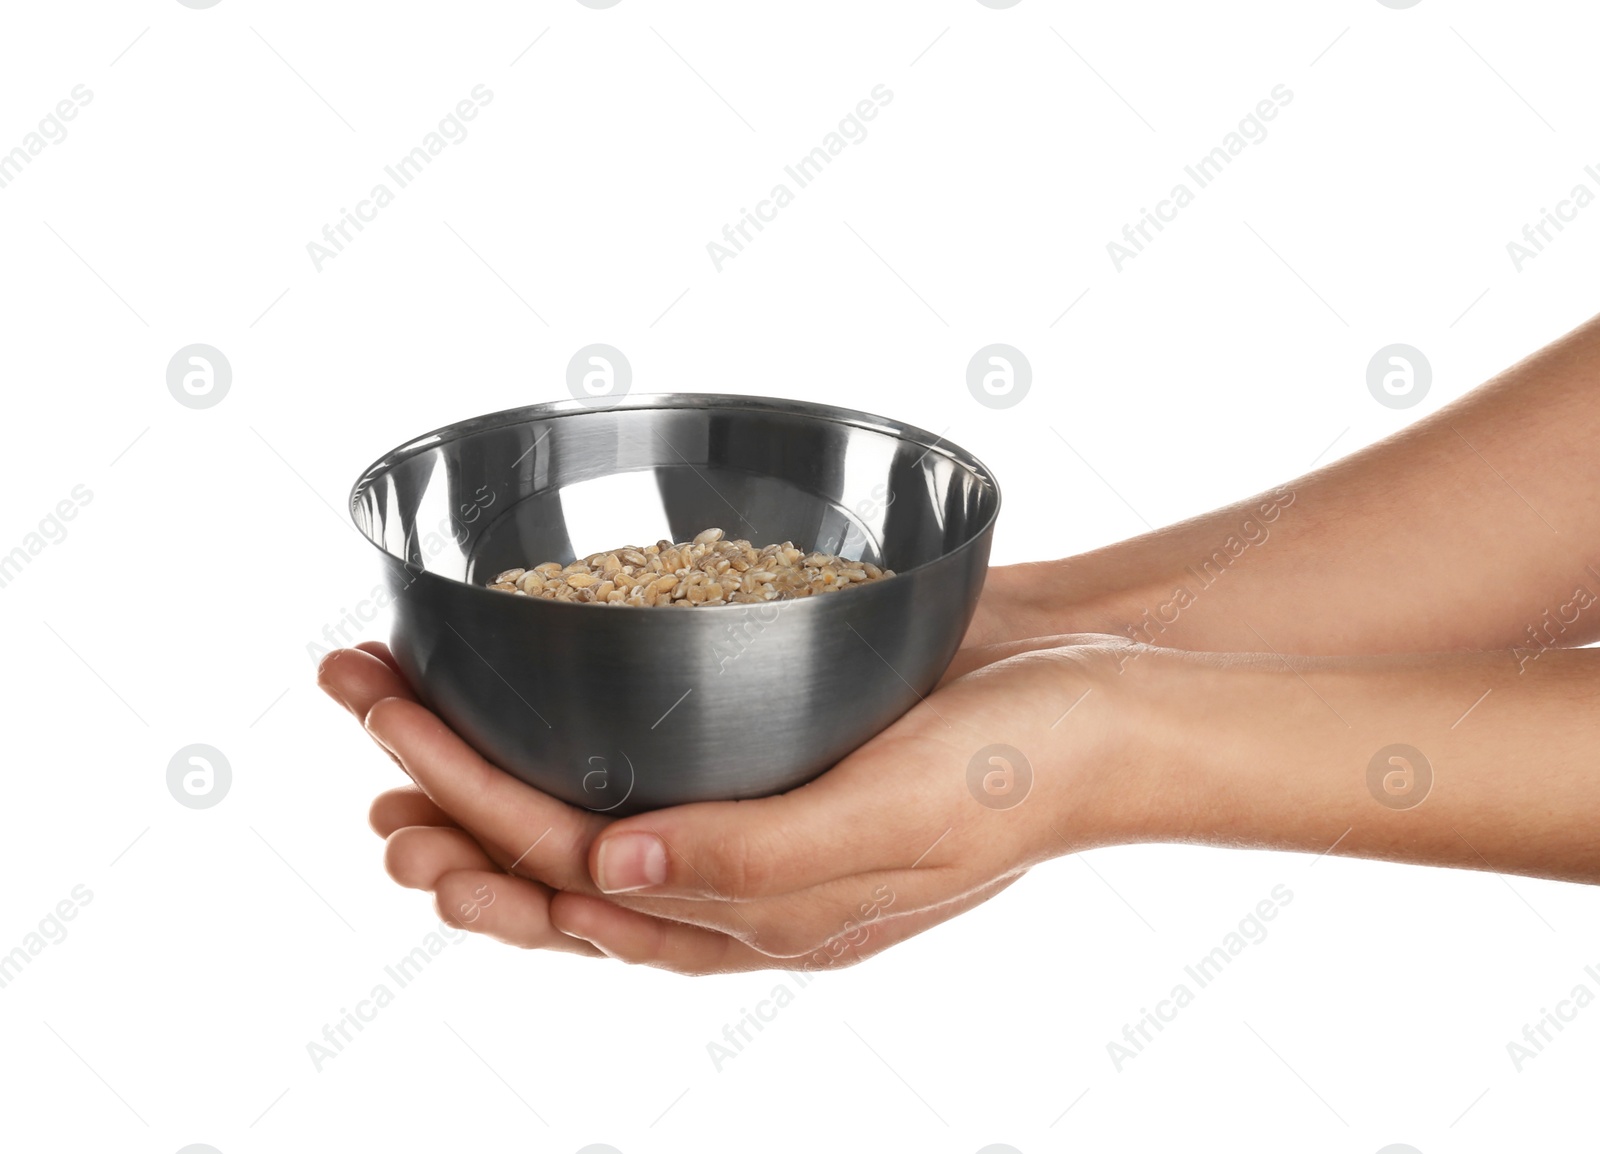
320;560;1102;955
957;559;1123;653
540;632;1139;972
317;641;607;958
321;630;1145;974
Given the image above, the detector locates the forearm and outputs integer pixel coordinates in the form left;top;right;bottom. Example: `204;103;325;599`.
1103;646;1600;884
993;309;1600;655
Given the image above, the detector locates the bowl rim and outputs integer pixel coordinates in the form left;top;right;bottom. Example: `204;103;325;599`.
348;392;1002;609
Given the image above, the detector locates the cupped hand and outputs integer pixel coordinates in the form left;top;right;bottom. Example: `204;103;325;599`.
957;559;1121;654
320;622;1144;975
317;641;608;959
543;632;1134;972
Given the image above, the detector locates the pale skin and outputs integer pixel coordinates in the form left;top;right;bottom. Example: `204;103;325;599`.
319;309;1600;973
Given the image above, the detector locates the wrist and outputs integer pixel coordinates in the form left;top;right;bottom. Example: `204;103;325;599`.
1019;640;1194;855
1015;534;1297;654
1054;644;1301;850
1092;648;1379;853
980;558;1141;646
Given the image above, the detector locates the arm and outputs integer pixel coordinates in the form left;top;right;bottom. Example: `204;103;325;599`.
331;312;1600;973
339;632;1600;976
539;638;1600;973
976;309;1600;656
1108;645;1600;884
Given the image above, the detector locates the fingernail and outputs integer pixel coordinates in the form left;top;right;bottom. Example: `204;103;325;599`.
564;930;620;960
316;652;354;711
364;710;396;753
318;677;352;714
362;706;414;779
594;832;668;893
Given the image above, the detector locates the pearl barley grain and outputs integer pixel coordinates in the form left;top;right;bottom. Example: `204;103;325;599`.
488;530;894;606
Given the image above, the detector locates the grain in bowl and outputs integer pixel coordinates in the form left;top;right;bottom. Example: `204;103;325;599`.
486;527;894;607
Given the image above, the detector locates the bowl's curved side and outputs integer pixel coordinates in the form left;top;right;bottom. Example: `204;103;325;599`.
355;393;1001;814
350;393;998;530
379;524;993;815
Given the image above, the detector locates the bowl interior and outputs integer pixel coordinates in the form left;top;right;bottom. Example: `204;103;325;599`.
351;396;998;586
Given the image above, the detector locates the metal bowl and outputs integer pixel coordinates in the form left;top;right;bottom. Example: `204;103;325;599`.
349;394;1000;815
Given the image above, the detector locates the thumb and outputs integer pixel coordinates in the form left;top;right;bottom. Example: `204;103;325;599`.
588;734;954;900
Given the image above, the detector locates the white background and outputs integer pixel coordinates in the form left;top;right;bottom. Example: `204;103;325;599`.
2;0;1597;1150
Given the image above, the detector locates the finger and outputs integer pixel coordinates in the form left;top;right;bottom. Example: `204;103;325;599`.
790;872;1024;970
434;870;603;957
585;643;1091;903
553;873;1020;973
586;729;955;901
319;648;423;778
385;826;495;889
317;646;419;718
548;892;773;974
364;696;606;892
370;786;461;837
373;795;525;880
354;640;403;675
601;862;981;957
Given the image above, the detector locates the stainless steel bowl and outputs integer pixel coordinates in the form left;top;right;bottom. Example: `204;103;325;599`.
349;394;1000;815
